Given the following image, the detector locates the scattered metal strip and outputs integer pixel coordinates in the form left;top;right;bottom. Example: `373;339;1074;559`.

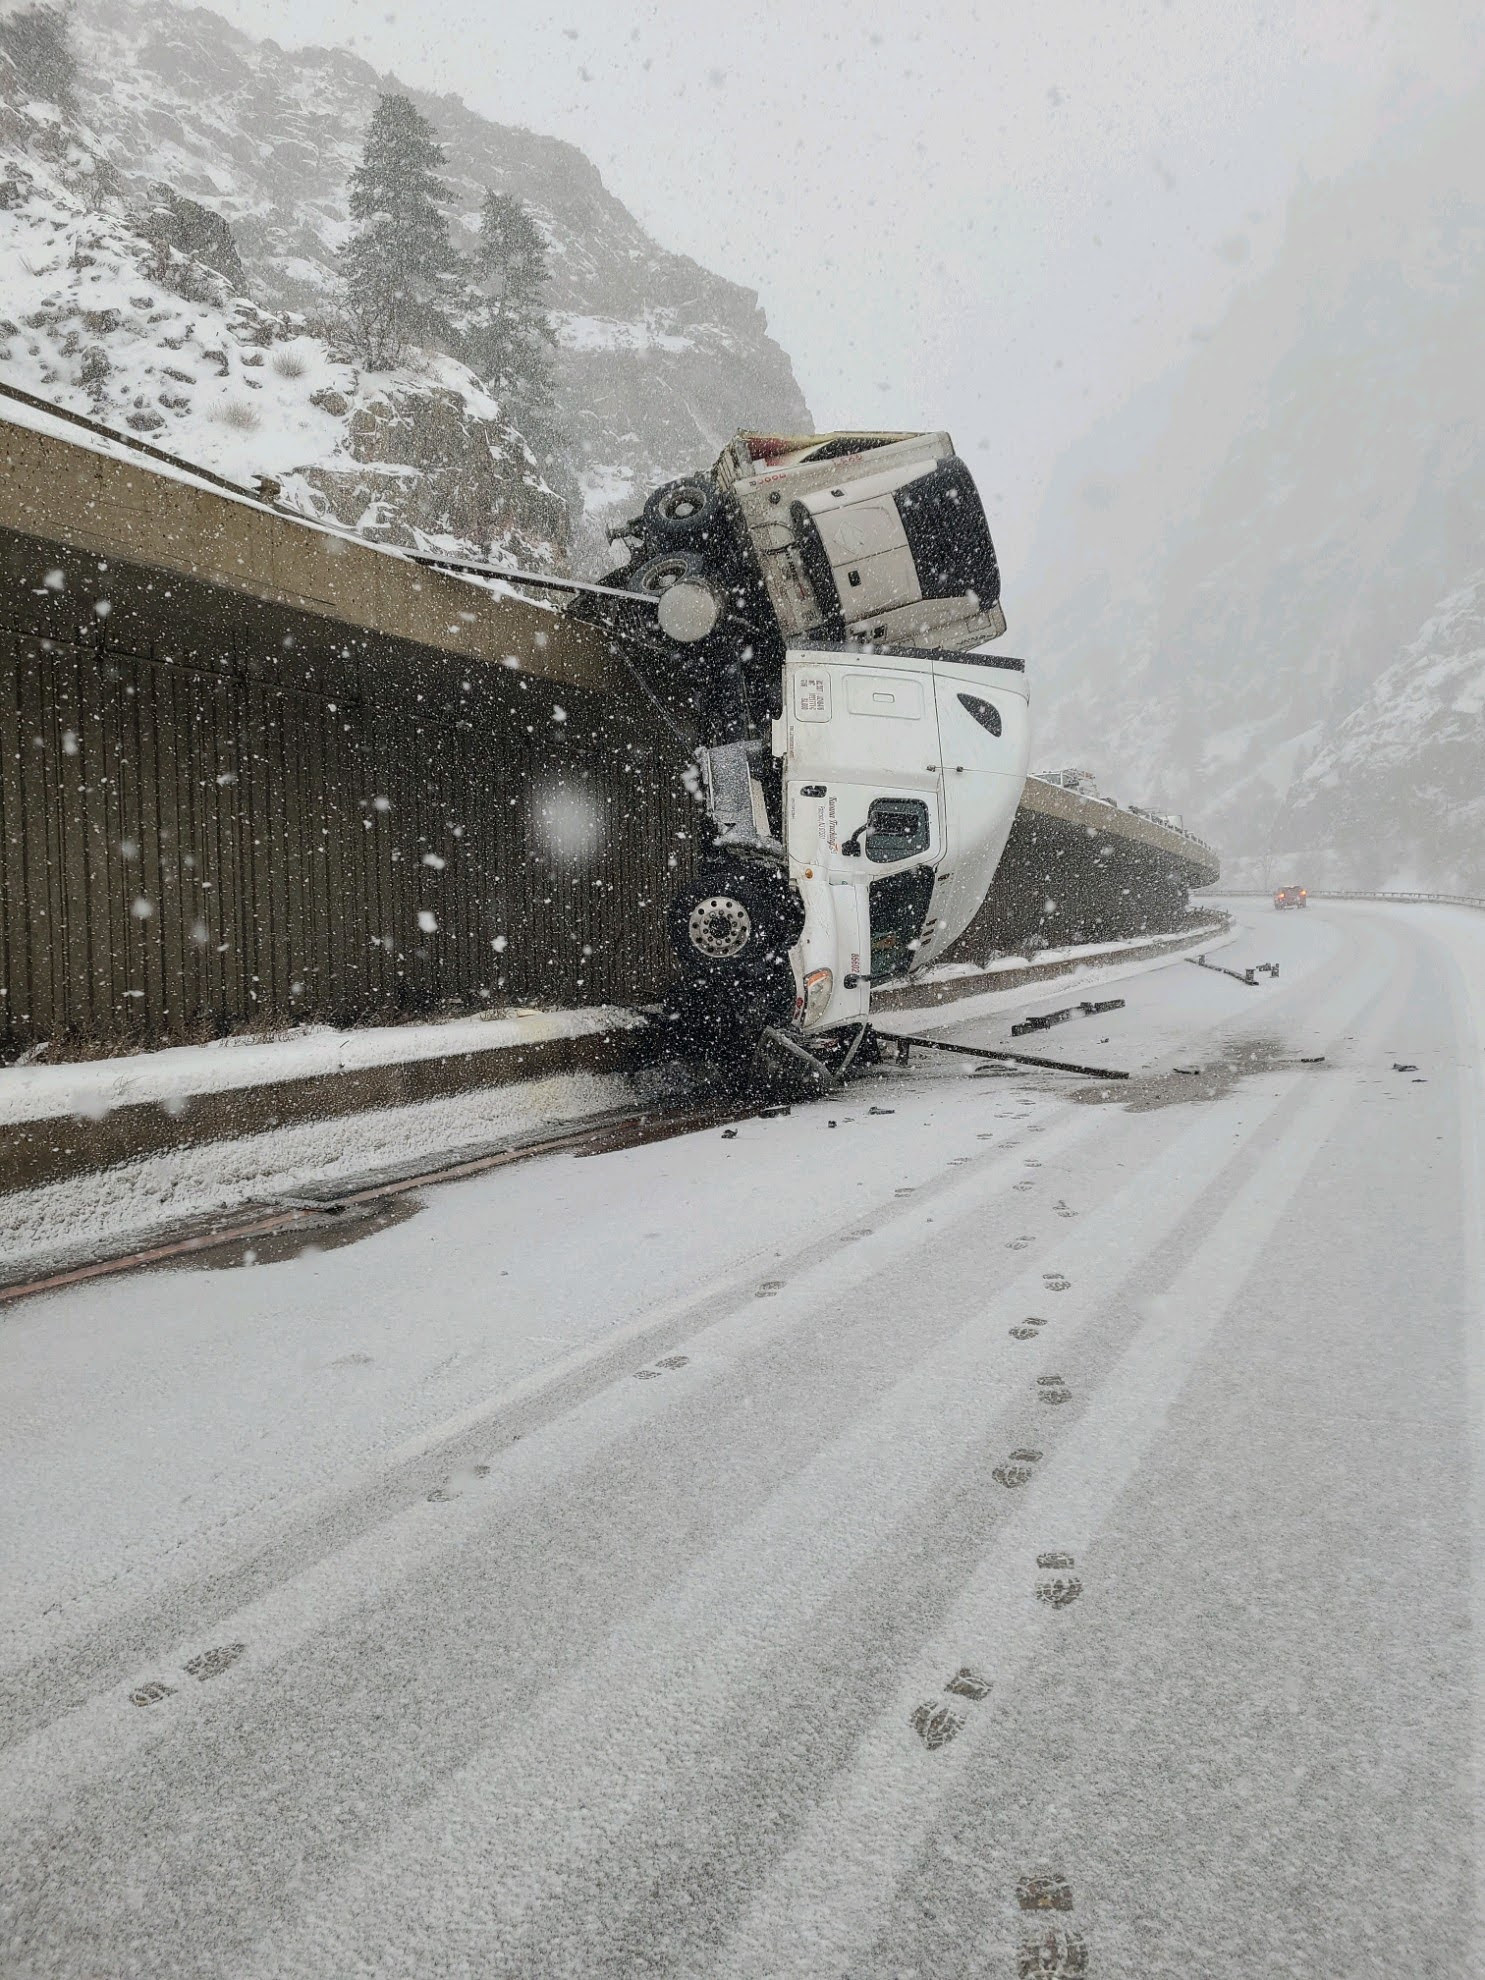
872;1028;1130;1080
1187;955;1266;986
1010;996;1125;1037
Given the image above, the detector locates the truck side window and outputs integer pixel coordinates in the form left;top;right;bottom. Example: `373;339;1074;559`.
957;691;1002;736
865;797;930;863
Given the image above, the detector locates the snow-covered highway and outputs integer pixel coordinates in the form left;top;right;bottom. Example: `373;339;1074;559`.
3;898;1483;1978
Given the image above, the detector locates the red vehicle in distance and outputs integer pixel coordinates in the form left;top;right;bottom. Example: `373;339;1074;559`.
1274;884;1309;909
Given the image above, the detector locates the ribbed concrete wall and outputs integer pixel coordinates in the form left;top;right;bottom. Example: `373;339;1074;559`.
0;409;1220;1058
0;520;692;1057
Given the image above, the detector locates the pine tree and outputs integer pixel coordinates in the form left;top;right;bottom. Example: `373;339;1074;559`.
0;3;78;117
339;94;459;370
466;191;560;442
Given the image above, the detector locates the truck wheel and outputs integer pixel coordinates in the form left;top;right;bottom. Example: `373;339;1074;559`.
630;550;707;597
667;868;803;972
644;476;719;546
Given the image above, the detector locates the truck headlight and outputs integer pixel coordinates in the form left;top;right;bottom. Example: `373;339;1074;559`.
803;967;833;1025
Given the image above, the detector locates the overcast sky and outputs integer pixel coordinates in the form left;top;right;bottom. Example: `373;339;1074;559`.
212;0;1483;573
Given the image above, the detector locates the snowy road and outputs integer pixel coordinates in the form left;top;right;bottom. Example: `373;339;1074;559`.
3;899;1483;1978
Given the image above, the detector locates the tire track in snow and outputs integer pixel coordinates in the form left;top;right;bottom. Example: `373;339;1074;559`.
707;940;1414;1979
228;937;1406;1979
0;1099;1110;1792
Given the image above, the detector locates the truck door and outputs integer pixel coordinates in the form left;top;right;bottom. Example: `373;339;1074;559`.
782;652;943;865
781;650;945;991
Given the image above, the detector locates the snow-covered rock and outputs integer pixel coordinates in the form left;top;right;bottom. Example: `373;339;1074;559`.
0;51;568;564
46;0;809;568
1018;82;1485;885
1266;574;1485;893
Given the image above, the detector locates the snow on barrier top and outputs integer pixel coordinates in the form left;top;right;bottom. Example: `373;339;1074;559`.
1020;774;1220;886
0;391;616;695
1200;889;1485;909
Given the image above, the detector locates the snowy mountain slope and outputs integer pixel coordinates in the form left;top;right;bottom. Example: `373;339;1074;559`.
1269;573;1485;893
1017;83;1485;882
66;0;810;553
0;68;567;564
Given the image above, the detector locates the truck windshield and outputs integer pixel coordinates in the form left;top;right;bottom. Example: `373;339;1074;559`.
868;865;936;980
865;797;930;863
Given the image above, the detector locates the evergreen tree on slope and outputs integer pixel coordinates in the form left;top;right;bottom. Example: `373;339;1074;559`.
0;3;78;117
340;94;460;369
467;190;561;451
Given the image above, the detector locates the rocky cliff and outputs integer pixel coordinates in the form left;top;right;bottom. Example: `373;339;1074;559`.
1018;83;1485;886
0;0;811;569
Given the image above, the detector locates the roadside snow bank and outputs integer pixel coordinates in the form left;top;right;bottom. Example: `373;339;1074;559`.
0;1066;631;1278
0;1006;642;1126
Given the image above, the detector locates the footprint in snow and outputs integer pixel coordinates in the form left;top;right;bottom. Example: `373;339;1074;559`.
1043;1273;1071;1292
1017;1871;1074;1912
1017;1927;1088;1976
1010;1316;1049;1340
993;1449;1043;1489
655;1354;690;1369
1054;1201;1076;1219
755;1280;784;1299
910;1700;965;1751
185;1644;246;1682
1037;1376;1072;1405
130;1680;174;1708
943;1666;992;1701
1036;1576;1084;1609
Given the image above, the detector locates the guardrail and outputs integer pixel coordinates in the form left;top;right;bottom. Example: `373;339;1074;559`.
1199;889;1485;910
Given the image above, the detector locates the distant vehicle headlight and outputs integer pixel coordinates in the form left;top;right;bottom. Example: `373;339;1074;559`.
803;967;833;1025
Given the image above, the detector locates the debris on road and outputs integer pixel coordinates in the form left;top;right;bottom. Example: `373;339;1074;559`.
1011;997;1126;1036
1188;955;1277;986
874;1028;1130;1080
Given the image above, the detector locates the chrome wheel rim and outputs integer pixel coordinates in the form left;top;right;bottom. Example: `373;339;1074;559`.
687;895;752;960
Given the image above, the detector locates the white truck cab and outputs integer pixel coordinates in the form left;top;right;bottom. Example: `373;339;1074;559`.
776;642;1030;1034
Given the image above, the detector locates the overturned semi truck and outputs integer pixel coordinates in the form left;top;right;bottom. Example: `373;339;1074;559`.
574;430;1030;1074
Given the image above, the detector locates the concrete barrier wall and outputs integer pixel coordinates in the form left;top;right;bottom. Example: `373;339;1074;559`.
946;781;1220;961
0;411;1222;1060
0;522;692;1058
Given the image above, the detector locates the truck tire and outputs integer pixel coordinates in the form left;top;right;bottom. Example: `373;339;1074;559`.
667;867;803;973
644;476;720;546
630;550;707;597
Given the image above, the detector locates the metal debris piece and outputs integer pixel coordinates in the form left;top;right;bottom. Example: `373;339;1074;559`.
1012;997;1125;1037
872;1028;1129;1080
